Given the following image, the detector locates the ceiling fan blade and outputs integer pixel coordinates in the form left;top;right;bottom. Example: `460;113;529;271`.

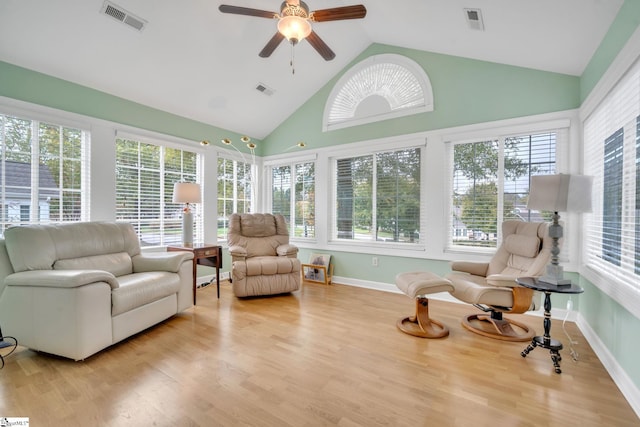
259;32;286;58
219;5;277;19
311;5;366;22
306;31;335;61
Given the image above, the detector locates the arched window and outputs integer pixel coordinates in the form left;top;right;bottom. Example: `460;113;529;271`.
323;54;433;131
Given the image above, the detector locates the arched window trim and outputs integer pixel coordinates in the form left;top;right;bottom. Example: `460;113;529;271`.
322;54;434;132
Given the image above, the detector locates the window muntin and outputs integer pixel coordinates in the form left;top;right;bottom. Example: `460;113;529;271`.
449;133;557;249
0;113;88;233
333;147;421;244
271;162;316;239
115;138;200;246
217;156;253;240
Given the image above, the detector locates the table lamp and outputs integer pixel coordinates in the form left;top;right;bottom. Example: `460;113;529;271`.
172;182;201;245
527;174;592;286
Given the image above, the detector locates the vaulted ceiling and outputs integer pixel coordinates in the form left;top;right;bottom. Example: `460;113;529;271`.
0;0;624;139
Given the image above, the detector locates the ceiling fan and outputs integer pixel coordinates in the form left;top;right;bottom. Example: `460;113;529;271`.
219;1;367;61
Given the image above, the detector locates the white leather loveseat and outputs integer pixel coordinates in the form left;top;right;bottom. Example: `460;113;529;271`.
0;221;194;360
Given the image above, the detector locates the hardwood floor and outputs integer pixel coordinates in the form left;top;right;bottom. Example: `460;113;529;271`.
1;281;638;426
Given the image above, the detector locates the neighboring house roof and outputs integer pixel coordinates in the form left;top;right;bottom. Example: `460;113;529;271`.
3;161;59;198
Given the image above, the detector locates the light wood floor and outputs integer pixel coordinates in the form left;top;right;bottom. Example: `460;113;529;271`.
1;281;638;427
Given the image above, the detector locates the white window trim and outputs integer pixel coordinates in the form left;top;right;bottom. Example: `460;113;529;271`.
323;54;434;132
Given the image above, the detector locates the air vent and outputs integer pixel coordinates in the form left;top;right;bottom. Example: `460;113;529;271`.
101;1;147;32
256;83;275;96
464;8;484;31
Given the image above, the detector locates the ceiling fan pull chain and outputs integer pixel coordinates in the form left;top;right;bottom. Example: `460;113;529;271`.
290;43;295;74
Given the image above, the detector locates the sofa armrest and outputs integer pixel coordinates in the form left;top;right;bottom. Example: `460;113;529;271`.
486;274;519;288
5;269;119;289
228;245;247;259
450;261;489;277
132;252;193;273
277;244;298;257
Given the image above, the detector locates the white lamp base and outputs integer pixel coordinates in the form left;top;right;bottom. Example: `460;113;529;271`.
182;211;194;245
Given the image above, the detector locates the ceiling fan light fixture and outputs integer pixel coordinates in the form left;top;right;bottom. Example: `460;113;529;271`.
278;15;312;44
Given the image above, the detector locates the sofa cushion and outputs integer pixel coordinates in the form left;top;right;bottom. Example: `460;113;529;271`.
111;272;180;316
54;252;133;277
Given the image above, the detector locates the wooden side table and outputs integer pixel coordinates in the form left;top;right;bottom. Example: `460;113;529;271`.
517;277;584;373
167;243;222;304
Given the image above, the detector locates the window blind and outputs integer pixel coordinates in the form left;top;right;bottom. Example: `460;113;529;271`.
0;113;89;234
583;56;640;312
448;132;557;250
332;147;421;244
115;138;200;246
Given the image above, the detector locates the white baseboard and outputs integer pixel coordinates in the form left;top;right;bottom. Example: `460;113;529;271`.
576;313;640;419
334;277;640;419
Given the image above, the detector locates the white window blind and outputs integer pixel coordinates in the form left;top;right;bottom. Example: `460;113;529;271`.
583;56;640;312
448;132;557;250
332;147;421;244
115;138;201;246
271;161;315;238
0;113;89;233
217;156;253;240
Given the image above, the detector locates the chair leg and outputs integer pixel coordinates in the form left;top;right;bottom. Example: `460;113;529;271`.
462;311;534;342
397;297;449;338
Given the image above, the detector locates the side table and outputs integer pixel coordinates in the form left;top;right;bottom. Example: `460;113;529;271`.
517;276;583;373
168;243;222;304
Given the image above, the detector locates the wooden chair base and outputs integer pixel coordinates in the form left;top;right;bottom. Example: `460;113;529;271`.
462;313;534;342
396;298;449;338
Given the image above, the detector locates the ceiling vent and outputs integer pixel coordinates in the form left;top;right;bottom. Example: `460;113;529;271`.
464;8;484;31
101;1;147;32
256;83;275;96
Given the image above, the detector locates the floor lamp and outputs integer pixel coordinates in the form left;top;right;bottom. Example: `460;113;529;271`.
527;174;593;286
172;182;201;246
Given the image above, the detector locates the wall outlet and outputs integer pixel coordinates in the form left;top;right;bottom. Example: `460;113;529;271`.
372;257;378;267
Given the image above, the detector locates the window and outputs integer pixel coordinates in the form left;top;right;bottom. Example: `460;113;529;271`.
583;56;640;311
115;137;200;246
271;161;315;238
449;132;557;249
332;147;421;244
0;113;88;233
323;54;433;131
217;156;253;240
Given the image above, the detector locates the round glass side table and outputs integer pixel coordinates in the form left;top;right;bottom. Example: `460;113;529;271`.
517;277;584;374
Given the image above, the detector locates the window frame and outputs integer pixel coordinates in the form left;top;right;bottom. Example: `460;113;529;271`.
443;120;569;255
0;110;90;233
265;155;317;241
323;54;434;132
115;132;203;247
328;137;426;250
216;151;256;241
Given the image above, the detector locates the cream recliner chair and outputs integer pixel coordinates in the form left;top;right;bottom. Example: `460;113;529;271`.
227;213;301;297
446;220;551;341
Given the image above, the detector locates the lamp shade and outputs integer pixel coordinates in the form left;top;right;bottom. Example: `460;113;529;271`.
527;174;593;213
172;182;201;204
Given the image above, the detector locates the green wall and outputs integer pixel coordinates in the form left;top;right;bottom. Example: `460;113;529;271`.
580;0;640;101
0;60;256;152
263;43;579;154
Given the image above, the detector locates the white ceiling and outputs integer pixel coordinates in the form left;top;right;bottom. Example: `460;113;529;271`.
0;0;624;139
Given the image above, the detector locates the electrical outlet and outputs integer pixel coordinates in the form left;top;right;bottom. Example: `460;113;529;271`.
566;299;573;311
372;257;378;267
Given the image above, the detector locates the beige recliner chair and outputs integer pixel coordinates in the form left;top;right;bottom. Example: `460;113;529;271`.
446;220;551;341
227;213;301;297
